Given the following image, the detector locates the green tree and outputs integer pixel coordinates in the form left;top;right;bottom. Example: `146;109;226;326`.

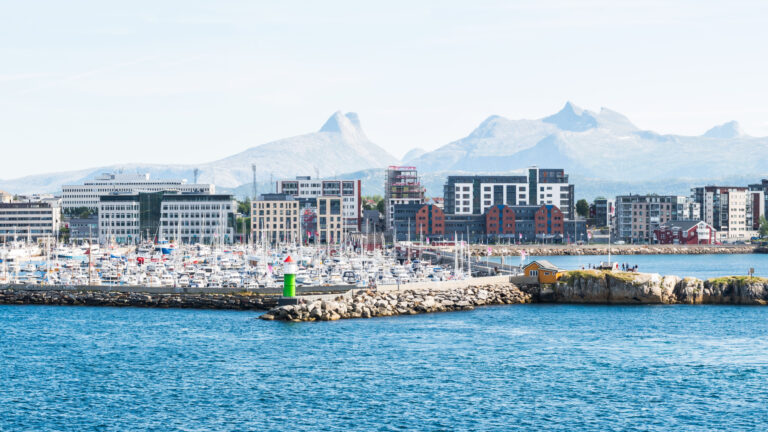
362;195;383;210
237;199;251;216
236;216;251;234
59;226;70;243
760;215;768;238
576;199;589;218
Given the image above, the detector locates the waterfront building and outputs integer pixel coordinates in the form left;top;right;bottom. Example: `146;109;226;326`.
384;166;425;231
589;198;614;228
748;179;768;221
99;192;235;245
485;205;516;237
392;202;584;243
653;220;717;245
66;215;99;243
691;186;762;241
251;194;300;245
277;176;362;231
0;201;61;243
316;196;343;244
523;260;564;284
361;210;383;234
442;167;575;220
614;194;695;243
63;173;214;211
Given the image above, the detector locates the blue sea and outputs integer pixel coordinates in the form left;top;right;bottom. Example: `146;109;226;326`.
2;304;768;431
490;253;768;279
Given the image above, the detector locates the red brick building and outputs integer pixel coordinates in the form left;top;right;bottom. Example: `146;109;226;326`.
415;204;445;236
653;220;717;245
485;205;516;235
535;205;564;237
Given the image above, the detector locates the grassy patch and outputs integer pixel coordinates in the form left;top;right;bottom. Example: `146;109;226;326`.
707;276;768;285
563;270;607;283
607;272;644;284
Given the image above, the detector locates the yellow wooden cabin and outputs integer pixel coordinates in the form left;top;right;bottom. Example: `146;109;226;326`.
523;260;564;284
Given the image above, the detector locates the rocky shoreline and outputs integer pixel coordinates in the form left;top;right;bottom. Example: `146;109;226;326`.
467;244;757;257
4;271;768;322
0;289;278;310
259;272;768;322
259;283;532;322
531;271;768;305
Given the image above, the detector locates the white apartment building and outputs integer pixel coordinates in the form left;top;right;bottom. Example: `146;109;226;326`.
98;192;234;245
277;177;361;231
691;186;763;241
63;173;214;211
444;168;575;219
0;202;61;243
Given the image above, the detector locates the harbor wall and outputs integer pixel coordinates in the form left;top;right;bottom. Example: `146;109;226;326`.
0;288;279;310
463;244;757;257
0;283;353;295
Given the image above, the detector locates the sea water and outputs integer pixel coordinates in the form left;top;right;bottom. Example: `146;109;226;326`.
2;304;767;431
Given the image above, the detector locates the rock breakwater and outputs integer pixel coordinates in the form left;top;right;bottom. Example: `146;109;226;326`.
469;244;756;257
259;283;532;321
0;289;278;310
527;271;768;305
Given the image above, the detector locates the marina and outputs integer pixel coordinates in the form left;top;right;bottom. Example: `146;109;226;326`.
0;240;478;291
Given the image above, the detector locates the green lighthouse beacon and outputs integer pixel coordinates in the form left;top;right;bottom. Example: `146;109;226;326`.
283;256;297;298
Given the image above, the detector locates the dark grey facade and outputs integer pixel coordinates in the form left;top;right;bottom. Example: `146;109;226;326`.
67;215;99;242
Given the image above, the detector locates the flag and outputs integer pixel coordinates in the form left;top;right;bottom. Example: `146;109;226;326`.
519;233;522;239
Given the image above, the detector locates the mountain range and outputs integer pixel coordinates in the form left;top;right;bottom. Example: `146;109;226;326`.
2;103;768;200
0;111;396;195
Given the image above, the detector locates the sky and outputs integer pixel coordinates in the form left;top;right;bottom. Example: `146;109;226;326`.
2;0;768;179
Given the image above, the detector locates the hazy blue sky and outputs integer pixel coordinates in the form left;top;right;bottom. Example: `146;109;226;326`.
2;0;768;178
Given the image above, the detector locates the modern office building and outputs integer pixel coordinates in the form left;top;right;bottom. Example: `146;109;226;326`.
690;186;763;241
277;176;362;232
384;166;425;231
99;191;235;245
251;193;300;245
442;167;575;220
67;216;99;243
63;173;214;211
0;202;61;243
614;194;696;243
